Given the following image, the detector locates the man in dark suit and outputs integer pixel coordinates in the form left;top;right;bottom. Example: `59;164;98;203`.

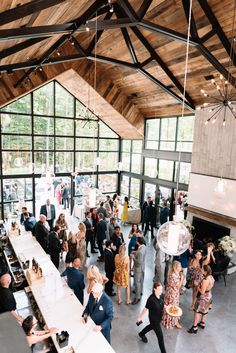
61;258;85;305
40;199;56;231
34;215;49;253
48;225;61;269
141;196;152;230
97;213;107;262
111;226;124;255
144;200;156;238
84;211;97;256
20;206;33;225
62;182;70;209
82;283;113;343
104;240;116;297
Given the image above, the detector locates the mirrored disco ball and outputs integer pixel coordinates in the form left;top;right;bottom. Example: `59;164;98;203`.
156;221;191;256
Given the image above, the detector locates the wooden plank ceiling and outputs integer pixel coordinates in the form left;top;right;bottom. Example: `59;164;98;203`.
0;0;236;138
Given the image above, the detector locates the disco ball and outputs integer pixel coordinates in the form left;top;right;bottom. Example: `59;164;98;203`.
156;221;191;256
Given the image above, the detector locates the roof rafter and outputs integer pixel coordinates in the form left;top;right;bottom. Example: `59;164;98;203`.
0;0;65;26
137;0;153;20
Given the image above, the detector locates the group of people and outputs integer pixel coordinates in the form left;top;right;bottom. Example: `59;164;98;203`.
1;194;218;353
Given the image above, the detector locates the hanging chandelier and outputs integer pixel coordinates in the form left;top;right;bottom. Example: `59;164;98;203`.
198;74;236;126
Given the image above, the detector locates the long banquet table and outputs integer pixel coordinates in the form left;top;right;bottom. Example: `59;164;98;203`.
8;230;115;353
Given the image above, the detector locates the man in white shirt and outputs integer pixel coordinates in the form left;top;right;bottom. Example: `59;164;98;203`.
40;199;56;231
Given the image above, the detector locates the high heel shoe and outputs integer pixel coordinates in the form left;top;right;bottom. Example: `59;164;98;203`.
197;321;205;329
118;300;122;305
187;326;198;334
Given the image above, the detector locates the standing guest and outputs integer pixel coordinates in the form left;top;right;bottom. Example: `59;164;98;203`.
75;222;87;268
62;182;70;209
20;206;33;225
143;200;156;239
137;281;167;353
97;213;107;262
108;217;117;240
131;237;147;304
90;208;98;249
48;225;61;269
113;244;131;305
22;315;58;348
55;213;69;257
128;224;139;273
188;265;215;334
61;258;85;305
112;193;119;218
34;215;49;253
104;201;112;220
160;201;169;225
121;196;129;223
82;283;113;343
104;240;116;297
65;231;77;265
84;211;97;256
174;249;191;293
153;237;163;283
106;195;114;212
141;196;152;231
111;226;124;255
40;199;56;231
0;273;24;323
55;183;62;207
162;261;184;329
86;265;108;294
188;250;204;309
97;202;108;219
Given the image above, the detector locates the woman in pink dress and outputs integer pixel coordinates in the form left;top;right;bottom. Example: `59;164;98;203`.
55;183;62;206
162;261;184;329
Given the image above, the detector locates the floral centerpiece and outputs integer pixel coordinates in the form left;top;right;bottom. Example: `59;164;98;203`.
218;236;236;258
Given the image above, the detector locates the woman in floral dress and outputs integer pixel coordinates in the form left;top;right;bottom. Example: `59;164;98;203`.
162;261;184;329
188;250;204;309
113;244;131;304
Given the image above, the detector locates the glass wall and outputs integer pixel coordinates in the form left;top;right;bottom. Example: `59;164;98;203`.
0;81;120;219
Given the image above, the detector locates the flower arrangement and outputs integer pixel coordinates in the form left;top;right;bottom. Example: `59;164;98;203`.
218;236;236;255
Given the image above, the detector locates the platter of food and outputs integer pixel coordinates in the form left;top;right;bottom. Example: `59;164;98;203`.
166;305;182;317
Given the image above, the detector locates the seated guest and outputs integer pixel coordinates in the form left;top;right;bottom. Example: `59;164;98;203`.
61;258;85;305
0;273;23;323
34;215;49;253
20;207;32;225
82;283;113;343
23;212;36;232
111;226;124;254
48;225;61;269
22;315;58;348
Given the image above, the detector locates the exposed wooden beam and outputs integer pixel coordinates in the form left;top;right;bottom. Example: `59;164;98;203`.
131;26;195;107
138;68;195;112
0;37;48;60
86;11;113;55
182;0;198;39
88;54;138;70
0;24;74;42
120;27;138;64
198;0;236;67
137;0;153;20
0;0;65;26
138;20;198;46
198;43;236;87
200;29;215;43
116;0;139;21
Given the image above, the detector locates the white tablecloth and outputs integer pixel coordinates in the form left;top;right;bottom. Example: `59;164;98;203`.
9;231;115;353
72;204;85;220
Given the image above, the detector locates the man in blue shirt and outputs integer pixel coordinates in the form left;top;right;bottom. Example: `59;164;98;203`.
61;258;85;304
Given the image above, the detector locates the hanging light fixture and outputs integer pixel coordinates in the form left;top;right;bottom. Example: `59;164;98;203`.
198;1;236;126
156;0;193;256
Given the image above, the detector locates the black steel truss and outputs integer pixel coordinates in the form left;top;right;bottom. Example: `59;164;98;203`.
0;0;235;112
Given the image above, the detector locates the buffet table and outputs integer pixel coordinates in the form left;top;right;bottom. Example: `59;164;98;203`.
8;230;115;353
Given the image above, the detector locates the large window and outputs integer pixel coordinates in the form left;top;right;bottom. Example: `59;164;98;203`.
0;81;120;219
